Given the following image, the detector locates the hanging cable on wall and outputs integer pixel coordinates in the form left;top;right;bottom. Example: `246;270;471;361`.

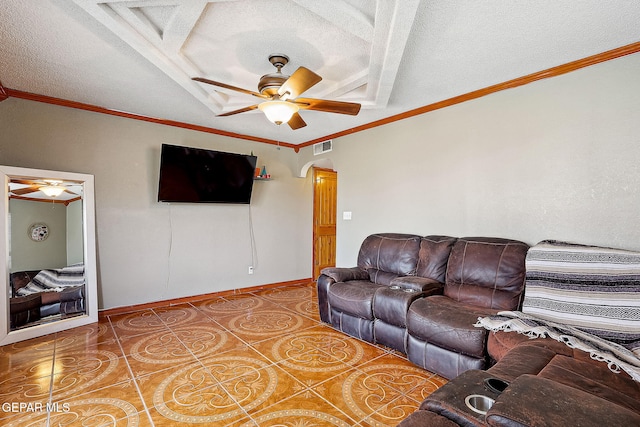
248;204;257;272
163;203;173;296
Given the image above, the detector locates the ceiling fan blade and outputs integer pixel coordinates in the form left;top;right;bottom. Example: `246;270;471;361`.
288;112;307;130
11;179;39;185
11;186;40;195
63;188;80;196
192;77;268;99
217;104;259;117
277;67;322;100
295;98;361;115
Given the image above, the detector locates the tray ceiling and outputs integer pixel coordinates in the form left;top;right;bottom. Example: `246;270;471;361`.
2;1;640;146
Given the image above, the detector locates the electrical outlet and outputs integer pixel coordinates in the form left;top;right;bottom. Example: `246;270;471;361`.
248;266;254;275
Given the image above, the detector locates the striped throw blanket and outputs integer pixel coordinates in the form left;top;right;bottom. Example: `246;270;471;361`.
522;240;640;348
16;264;85;295
476;311;640;382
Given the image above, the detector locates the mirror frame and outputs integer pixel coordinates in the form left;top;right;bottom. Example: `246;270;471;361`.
0;165;98;345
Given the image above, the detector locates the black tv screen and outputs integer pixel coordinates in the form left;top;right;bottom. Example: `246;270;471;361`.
158;144;257;204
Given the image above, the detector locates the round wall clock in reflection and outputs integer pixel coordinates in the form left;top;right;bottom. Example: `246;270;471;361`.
29;223;49;242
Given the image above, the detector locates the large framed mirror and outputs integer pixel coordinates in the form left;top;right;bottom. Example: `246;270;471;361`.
0;165;98;345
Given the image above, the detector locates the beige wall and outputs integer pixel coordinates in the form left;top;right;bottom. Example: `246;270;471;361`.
0;101;313;309
299;52;640;266
66;199;83;265
9;199;67;272
3;51;640;308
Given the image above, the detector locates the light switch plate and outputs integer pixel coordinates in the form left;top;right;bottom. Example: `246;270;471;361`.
343;211;352;220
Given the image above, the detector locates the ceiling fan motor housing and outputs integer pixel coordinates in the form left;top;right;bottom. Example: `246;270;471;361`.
258;54;290;96
258;73;288;96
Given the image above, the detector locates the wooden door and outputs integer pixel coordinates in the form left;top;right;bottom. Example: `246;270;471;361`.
313;168;337;279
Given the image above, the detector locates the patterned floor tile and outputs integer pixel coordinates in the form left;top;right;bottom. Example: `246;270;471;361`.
197;347;275;384
220;363;308;417
152;304;212;327
39;379;148;426
50;351;131;401
196;294;279;317
312;355;443;425
354;353;444;396
254;285;317;304
268;298;322;321
108;310;169;340
268;342;356;385
147;365;248;425
0;365;52;422
0;335;57;369
0;282;444;426
238;390;356;427
366;394;425;427
117;325;230;378
214;308;318;344
54;322;120;354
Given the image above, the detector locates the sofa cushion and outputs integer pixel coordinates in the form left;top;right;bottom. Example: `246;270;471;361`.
327;280;385;320
486;344;558;382
538;354;640;413
407;335;488;379
486;374;640;427
408;296;497;358
416;235;457;282
357;233;422;282
445;237;529;310
486;330;575;362
522;240;640;348
477;311;640;381
397;410;460;427
367;269;400;286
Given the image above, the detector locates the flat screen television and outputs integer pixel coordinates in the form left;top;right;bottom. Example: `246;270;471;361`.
158;144;258;204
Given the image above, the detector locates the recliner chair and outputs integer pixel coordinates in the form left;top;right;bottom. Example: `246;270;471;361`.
317;233;457;352
406;237;529;379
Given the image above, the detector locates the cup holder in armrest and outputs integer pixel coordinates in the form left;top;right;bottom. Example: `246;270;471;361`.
465;394;495;415
483;377;509;394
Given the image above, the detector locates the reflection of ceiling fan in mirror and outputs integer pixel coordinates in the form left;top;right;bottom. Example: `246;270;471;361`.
9;179;83;204
192;54;361;130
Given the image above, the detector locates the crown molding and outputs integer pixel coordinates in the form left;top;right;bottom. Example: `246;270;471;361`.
4;89;298;151
4;41;640;152
297;41;640;149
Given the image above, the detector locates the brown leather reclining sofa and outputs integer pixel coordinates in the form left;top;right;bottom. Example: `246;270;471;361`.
317;233;640;426
317;233;529;379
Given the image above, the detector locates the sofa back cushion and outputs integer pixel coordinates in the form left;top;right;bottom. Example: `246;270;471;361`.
416;235;457;283
444;237;530;310
357;233;421;285
523;240;640;346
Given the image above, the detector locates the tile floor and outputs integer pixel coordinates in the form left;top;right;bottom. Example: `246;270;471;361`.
0;282;446;426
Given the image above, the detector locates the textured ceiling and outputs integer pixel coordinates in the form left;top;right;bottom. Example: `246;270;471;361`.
1;1;640;146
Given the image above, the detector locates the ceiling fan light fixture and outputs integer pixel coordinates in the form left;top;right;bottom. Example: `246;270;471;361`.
258;100;299;125
41;185;65;197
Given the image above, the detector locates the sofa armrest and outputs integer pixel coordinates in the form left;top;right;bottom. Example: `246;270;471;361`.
390;276;444;294
320;267;369;283
486;374;640;427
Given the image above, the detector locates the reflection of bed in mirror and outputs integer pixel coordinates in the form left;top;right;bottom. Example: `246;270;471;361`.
9;264;86;329
1;165;98;345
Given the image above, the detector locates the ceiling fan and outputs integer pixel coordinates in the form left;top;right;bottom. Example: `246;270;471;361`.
9;179;82;198
192;54;361;130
